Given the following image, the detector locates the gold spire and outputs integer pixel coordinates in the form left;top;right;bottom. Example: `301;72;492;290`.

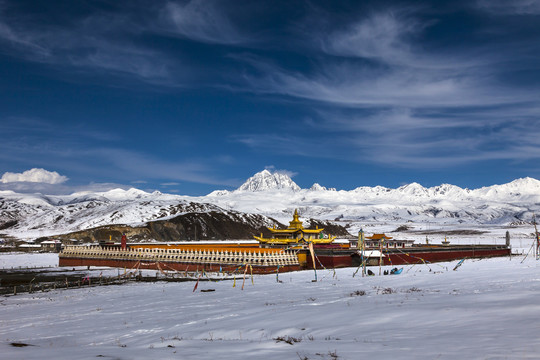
288;209;303;230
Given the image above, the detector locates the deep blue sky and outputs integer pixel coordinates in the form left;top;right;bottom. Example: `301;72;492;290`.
1;0;539;195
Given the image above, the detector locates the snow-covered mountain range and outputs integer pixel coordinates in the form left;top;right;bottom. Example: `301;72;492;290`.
207;171;540;227
1;169;540;241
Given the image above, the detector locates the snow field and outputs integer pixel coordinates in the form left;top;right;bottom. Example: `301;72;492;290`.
0;252;59;269
1;253;540;359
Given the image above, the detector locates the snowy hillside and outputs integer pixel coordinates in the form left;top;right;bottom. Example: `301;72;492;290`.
1;170;540;241
0;189;228;240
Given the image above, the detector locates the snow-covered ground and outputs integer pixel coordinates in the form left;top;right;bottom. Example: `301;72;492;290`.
1;251;540;359
0;252;58;269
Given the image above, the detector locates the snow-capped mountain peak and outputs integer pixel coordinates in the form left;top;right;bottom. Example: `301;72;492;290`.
397;182;428;197
236;170;301;192
99;188;150;200
207;190;231;197
429;184;468;198
503;177;540;192
472;177;540;199
310;183;327;191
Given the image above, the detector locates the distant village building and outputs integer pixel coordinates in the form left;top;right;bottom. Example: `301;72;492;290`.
350;232;414;249
40;240;62;252
365;234;414;249
17;243;42;252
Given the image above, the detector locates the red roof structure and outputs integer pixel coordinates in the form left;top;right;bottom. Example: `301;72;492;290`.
365;233;393;240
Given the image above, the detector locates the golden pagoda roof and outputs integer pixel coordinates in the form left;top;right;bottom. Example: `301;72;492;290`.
267;209;325;234
254;235;335;244
287;209;303;230
255;209;335;245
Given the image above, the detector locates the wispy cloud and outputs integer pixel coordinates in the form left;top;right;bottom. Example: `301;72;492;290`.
476;0;540;15
0;2;174;83
229;6;540;169
162;0;250;45
160;182;181;186
231;4;538;109
235;108;540;169
233;133;334;159
321;8;427;67
131;180;148;185
0;0;264;87
236;56;528;112
0;21;50;57
306;106;540;168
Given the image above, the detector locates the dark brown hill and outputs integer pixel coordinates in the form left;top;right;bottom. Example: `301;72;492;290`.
54;211;352;243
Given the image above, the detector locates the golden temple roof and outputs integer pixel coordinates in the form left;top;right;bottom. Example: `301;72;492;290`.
268;209;324;234
255;209;335;245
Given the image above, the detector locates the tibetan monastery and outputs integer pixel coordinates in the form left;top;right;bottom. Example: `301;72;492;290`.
254;209;336;247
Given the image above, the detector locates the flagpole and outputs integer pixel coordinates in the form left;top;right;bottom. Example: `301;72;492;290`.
359;228;366;277
379;236;383;275
533;213;537;260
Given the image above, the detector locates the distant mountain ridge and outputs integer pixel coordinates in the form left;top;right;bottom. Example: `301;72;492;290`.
1;171;540;241
207;171;540;230
216;170;540;201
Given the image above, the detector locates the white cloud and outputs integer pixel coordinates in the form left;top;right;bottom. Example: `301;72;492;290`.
476;0;540;15
164;0;248;45
233;6;538;111
309;107;540;168
0;20;50;56
322;10;423;66
235;103;540;169
227;6;540;169
1;168;68;184
0;4;173;84
264;166;298;178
